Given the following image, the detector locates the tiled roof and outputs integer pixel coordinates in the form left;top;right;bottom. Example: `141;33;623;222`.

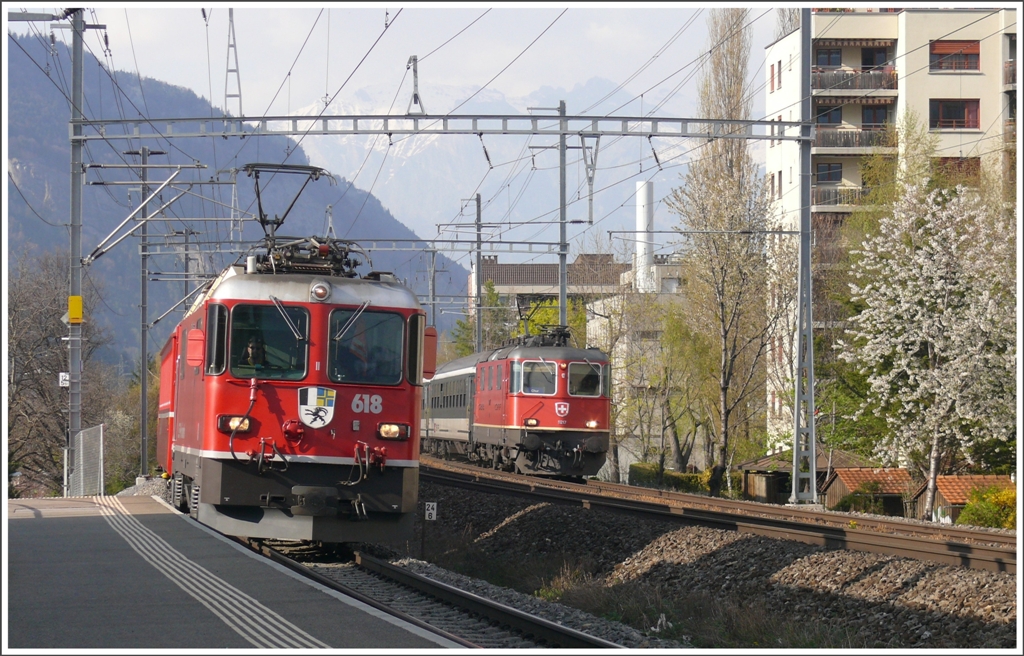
826;467;913;495
921;475;1015;505
737;443;878;472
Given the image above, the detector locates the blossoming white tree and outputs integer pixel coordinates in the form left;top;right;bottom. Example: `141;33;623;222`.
838;185;1016;520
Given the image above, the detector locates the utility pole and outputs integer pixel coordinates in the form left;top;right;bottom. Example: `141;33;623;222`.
427;248;437;327
475;194;482;353
124;146;165;481
68;9;85;497
8;10;103;496
225;8;243;117
790;7;818;504
558;100;568;327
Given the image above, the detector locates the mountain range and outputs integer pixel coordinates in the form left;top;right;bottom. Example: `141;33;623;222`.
7;34;470;366
7;33;700;369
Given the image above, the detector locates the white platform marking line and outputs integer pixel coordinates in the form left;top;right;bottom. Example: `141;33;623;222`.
95;496;330;648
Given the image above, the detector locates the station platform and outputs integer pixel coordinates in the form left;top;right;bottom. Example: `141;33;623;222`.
6;495;460;650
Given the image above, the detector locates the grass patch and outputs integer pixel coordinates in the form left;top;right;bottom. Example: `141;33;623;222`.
559;581;864;648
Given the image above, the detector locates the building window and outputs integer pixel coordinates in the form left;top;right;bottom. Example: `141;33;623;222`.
929;99;980;129
816;105;842;124
862;106;888;129
770;63;775;92
778;170;783;199
815;48;841;68
862;47;889;69
929;41;980;70
816;163;842;183
778;59;783;87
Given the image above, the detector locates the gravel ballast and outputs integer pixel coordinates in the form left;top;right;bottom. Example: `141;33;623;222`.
119;476;1017;649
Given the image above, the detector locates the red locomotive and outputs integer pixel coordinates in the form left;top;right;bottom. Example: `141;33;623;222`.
156;164;436;543
421;326;610;477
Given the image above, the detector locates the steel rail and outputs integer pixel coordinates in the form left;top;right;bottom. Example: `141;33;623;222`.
353;551;624;649
236;538;480;649
586;479;1018;548
420;466;1015;574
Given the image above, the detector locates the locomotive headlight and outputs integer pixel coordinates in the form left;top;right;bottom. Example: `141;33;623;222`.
525;418;539;427
217;415;252;432
377;423;410;440
310;281;331;302
586;420;599;429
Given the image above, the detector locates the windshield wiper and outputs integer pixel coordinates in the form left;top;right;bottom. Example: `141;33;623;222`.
333;300;371;341
269;295;303;340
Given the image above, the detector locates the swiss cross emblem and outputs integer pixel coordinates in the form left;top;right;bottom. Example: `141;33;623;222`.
555;402;569;417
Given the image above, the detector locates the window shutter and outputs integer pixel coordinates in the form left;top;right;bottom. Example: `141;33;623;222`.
930;40;980;54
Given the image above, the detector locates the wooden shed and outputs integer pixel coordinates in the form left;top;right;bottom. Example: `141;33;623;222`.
821;467;914;517
912;474;1014;523
737;443;877;504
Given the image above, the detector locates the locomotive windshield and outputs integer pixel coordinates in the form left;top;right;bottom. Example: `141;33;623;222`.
514;361;557;395
329;309;404;385
568;362;602;397
229;304;309;380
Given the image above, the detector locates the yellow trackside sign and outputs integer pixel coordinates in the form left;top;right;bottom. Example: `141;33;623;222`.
68;296;83;324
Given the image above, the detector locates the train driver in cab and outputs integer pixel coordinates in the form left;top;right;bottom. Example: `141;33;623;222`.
244;334;266;367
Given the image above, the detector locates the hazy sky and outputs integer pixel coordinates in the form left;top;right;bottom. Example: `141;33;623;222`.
6;3;780;118
5;4;785;267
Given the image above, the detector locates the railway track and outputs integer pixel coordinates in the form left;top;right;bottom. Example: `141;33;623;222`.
420;457;1016;574
237;538;623;649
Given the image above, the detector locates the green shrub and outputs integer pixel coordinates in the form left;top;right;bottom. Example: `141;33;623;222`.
628;462;741;495
832;480;885;514
956;485;1016;529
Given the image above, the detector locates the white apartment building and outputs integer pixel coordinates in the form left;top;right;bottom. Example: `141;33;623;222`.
764;7;1017;446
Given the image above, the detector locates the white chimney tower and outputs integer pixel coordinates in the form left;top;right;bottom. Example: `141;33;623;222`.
635;181;655;293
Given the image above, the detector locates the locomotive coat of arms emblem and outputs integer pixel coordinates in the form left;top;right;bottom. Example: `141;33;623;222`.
299;387;336;427
555;401;569;417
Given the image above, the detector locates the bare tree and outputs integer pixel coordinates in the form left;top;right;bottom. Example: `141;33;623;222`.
666;8;792;496
8;248;112;494
775;8;801;40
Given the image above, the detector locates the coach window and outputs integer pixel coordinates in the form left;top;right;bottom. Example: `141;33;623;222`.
521;361;557;395
568;362;602;397
602;364;612;397
230;304;308;380
329;309;404;385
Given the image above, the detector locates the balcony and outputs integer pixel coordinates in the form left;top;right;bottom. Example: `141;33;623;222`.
812;186;870;208
812;67;897;90
813;125;891;149
1005;60;1017;87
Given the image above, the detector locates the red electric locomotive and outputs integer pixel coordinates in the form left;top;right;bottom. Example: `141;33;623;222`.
421;326;610;477
156;164;436;543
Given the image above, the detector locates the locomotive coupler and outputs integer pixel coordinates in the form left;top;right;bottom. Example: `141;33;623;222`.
339;442;370;486
350;494;368;521
369;446;388;472
255;437;289;474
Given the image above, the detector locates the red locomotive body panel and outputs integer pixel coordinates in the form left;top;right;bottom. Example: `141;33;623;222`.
160;260;432;544
422;328;611;477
